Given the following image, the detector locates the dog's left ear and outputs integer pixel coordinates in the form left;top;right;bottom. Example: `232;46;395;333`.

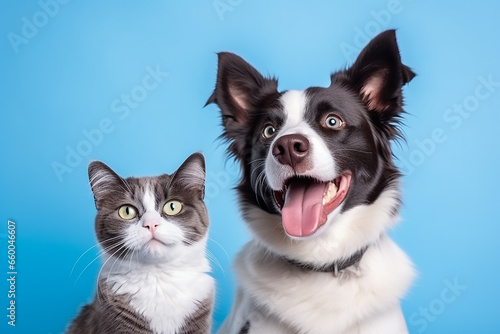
205;52;278;158
338;29;415;113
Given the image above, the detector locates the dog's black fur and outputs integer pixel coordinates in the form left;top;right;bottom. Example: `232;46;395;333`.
206;30;415;222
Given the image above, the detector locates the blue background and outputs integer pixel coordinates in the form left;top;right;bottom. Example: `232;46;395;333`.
1;1;499;333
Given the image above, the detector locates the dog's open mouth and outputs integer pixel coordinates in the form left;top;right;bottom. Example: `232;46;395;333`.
274;172;352;237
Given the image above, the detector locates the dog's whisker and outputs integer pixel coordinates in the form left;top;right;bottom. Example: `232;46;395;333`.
334;148;373;154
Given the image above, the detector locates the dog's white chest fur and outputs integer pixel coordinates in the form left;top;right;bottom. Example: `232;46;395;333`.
224;235;414;334
105;260;214;334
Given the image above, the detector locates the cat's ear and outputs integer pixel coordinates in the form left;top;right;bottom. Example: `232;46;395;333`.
205;52;278;158
171;152;206;199
88;161;127;209
338;29;415;113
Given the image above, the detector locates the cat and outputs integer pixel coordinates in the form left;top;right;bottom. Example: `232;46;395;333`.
67;152;215;334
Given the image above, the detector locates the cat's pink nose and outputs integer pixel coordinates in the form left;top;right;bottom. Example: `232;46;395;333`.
143;220;159;233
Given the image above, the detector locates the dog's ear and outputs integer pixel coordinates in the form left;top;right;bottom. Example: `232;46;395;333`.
205;52;278;157
337;29;415;114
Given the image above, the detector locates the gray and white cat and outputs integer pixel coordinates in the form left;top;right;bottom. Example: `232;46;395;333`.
68;153;215;334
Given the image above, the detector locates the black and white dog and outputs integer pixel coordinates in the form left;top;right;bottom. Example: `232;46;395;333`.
206;30;415;334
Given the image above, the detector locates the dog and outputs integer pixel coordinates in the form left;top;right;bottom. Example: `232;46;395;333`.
206;29;416;334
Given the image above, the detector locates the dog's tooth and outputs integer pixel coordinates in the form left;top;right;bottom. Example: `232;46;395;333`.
323;182;338;205
329;182;338;195
330;185;338;199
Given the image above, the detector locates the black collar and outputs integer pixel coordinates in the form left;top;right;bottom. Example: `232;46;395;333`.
284;246;368;276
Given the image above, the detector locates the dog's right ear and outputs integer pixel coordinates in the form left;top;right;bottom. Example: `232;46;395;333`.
205;52;278;158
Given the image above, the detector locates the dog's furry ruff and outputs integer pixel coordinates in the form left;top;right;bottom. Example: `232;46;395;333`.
218;190;414;334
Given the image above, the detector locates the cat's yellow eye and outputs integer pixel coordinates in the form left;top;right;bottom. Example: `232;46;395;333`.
163;200;183;216
118;205;137;220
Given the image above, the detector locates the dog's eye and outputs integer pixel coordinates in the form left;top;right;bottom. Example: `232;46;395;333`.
262;124;277;139
324;115;344;130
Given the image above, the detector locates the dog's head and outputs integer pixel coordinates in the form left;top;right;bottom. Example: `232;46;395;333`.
206;30;414;260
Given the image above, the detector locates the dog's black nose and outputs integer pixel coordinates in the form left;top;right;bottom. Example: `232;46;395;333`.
272;134;310;169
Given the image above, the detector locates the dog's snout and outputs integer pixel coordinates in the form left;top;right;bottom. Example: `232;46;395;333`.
272;134;310;168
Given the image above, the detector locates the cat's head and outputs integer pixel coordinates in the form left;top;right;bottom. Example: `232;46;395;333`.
88;153;208;265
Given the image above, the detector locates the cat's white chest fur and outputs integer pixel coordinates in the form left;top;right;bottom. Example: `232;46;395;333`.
103;254;214;334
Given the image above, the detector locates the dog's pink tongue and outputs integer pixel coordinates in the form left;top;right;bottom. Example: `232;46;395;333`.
282;180;327;237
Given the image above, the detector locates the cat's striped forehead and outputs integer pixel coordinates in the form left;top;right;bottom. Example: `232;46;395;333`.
124;175;171;211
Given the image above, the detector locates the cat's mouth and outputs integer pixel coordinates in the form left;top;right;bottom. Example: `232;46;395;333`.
146;237;175;248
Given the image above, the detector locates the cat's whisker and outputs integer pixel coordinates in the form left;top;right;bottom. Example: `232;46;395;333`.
71;243;102;278
73;240;124;285
96;242;127;278
207;237;231;263
122;246;136;272
100;243;130;287
97;239;127;257
181;233;227;276
123;239;144;270
127;247;136;270
70;236;123;278
95;243;129;303
206;250;225;277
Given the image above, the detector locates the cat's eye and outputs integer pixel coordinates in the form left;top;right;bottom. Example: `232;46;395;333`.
262;124;276;139
163;200;183;216
118;205;137;220
323;115;344;130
